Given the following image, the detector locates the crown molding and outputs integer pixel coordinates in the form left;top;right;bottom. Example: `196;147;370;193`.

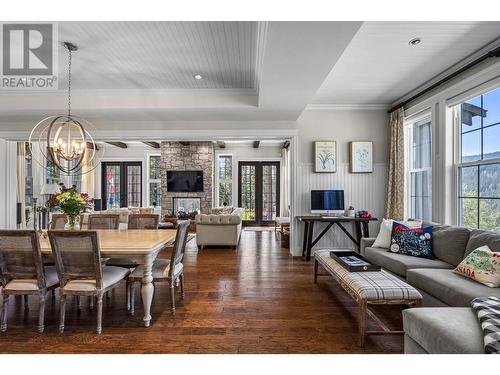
305;104;389;111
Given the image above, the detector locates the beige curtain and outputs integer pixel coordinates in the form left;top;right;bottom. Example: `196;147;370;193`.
385;108;405;220
16;142;26;228
280;147;290;217
82;150;95;197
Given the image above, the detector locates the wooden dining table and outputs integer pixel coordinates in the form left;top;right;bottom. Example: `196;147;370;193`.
39;229;177;327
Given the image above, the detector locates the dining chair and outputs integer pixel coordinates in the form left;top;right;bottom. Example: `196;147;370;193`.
128;214;160;229
88;214;120;230
50;214;68;229
0;230;59;333
48;230;130;334
127;220;189;315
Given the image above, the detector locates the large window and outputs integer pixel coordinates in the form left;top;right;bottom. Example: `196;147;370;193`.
217;155;233;206
406;116;432;221
457;87;500;231
148;155;161;207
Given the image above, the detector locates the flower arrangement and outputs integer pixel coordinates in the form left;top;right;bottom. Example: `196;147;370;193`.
48;183;93;229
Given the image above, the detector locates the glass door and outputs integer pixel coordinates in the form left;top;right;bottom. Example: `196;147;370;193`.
238;161;280;225
101;162;142;210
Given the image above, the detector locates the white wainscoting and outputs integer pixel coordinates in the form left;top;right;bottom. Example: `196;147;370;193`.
294;162;387;252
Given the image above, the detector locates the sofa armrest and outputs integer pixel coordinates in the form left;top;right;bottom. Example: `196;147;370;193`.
360;237;376;256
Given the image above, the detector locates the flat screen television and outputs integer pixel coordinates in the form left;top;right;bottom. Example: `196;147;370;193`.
311;190;345;215
167;170;204;192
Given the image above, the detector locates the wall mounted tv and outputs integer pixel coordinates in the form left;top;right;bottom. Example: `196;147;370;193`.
167;170;204;192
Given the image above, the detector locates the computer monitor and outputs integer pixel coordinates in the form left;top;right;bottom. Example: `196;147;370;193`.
311;190;345;215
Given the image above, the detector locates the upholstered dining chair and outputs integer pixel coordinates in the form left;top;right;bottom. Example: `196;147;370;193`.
0;230;59;333
50;213;68;229
128;214;160;229
127;220;189;315
88;214;120;230
48;231;130;334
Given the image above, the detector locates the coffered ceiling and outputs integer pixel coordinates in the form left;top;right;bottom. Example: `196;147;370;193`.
57;22;258;91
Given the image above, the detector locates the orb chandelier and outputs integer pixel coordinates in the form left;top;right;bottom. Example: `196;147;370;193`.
29;42;103;175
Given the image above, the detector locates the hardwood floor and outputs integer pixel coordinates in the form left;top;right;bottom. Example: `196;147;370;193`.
0;230;404;353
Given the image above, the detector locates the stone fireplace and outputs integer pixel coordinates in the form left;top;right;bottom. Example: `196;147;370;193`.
160;142;214;215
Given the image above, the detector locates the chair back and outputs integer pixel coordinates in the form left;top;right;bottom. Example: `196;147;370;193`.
51;213;68;229
48;231;102;288
168;220;190;277
88;214;120;229
128;214;160;229
0;230;45;289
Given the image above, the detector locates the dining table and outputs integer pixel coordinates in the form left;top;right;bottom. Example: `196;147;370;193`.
39;229;177;327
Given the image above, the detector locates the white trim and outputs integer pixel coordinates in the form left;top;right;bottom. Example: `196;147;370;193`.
254;21;268;96
305;104;389;111
0;128;299;141
0;88;258;97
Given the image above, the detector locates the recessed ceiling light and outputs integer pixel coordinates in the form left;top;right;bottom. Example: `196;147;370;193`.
408;38;422;46
194;74;203;80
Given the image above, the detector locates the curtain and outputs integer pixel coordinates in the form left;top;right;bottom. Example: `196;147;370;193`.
82;149;95;197
385;108;405;220
16;142;26;228
280;147;290;217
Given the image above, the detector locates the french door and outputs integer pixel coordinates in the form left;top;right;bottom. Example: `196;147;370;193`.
238;161;280;225
101;162;142;210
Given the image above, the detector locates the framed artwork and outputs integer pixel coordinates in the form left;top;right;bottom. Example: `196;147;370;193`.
349;141;373;173
314;141;336;173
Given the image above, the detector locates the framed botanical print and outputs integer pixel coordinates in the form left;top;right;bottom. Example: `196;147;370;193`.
314;141;336;173
349;141;373;173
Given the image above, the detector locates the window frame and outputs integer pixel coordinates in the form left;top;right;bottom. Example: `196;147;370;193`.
404;111;433;221
454;88;500;229
215;153;234;207
146;153;161;208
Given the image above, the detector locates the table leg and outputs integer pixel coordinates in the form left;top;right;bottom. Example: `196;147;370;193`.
141;255;155;327
301;221;310;258
358;300;367;348
305;221;315;261
354;222;362;246
362;221;370;237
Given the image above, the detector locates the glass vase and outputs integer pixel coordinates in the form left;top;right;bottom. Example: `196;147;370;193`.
64;214;80;230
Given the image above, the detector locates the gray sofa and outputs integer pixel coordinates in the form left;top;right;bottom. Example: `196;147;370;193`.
360;222;500;354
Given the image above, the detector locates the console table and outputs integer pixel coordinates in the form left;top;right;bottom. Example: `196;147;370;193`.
296;215;378;261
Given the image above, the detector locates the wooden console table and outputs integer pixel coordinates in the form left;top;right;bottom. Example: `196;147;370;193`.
296;215;378;261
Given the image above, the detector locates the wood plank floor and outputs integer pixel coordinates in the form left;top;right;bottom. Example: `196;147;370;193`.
0;230;404;354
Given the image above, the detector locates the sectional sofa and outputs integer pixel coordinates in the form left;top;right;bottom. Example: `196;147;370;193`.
360;221;500;354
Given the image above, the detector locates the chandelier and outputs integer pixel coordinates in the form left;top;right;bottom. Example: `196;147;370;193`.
29;42;102;175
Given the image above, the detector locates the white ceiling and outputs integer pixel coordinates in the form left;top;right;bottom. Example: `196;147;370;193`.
58;22;258;90
1;21;500;134
312;21;500;105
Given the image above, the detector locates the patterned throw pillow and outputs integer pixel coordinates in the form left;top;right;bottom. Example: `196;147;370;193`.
454;246;500;287
389;222;433;259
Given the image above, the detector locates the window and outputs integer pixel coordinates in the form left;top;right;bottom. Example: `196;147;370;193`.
148;155;161;207
406;116;432;221
217;155;232;206
457;87;500;231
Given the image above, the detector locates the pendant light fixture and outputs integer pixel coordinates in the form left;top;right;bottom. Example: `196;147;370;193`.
29;42;103;176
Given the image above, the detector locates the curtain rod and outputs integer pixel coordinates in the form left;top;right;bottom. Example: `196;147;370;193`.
388;45;500;114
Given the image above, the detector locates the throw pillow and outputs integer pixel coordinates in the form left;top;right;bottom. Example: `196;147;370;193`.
372;218;422;248
454;246;500;287
389;222;433;259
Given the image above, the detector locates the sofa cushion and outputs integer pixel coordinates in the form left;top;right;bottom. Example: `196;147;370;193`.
454;245;500;287
465;229;500;256
403;307;483;354
195;214;242;225
364;247;452;277
407;268;500;307
431;224;470;266
389;222;433;259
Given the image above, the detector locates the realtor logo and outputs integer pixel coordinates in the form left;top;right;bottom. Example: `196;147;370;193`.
1;22;58;90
